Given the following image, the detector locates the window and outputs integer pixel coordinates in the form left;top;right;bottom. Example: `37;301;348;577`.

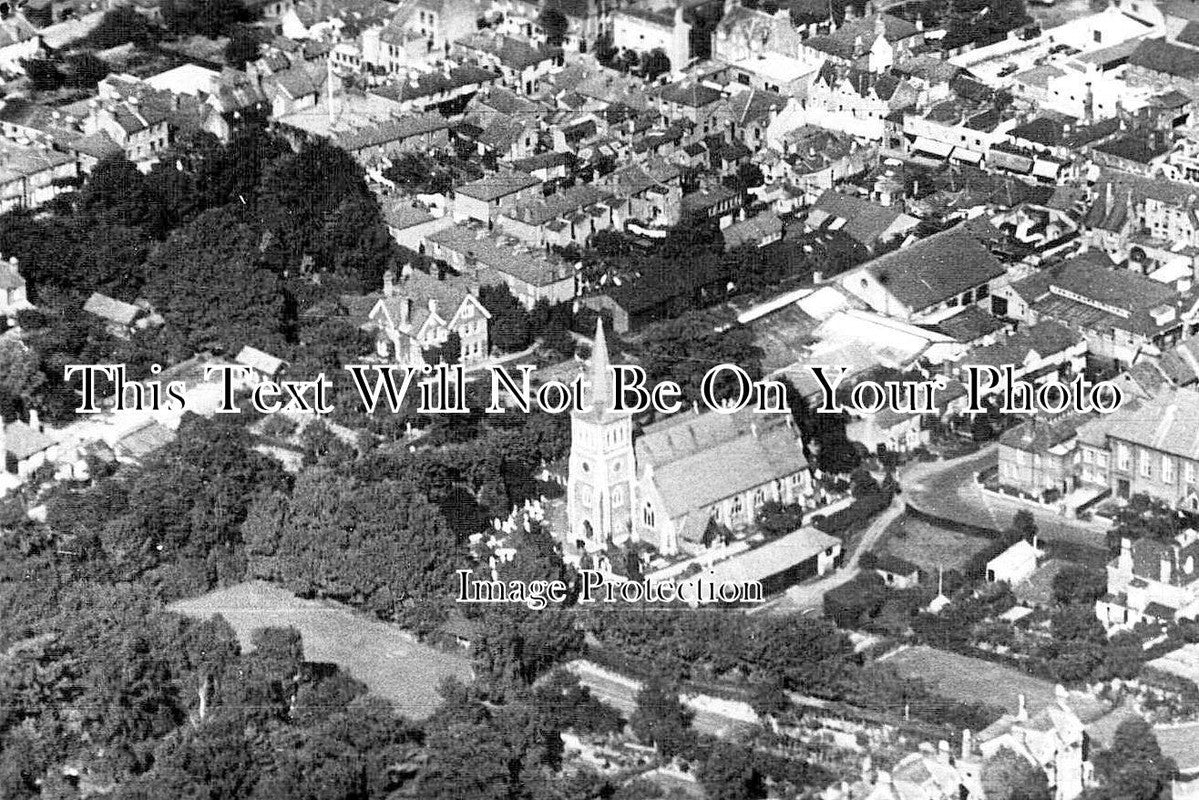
1118;443;1130;470
1140;448;1152;478
1083;449;1093;464
643;503;655;527
1163;455;1175;483
1188;461;1196;484
731;495;743;516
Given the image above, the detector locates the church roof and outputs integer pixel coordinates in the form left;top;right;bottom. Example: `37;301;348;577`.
637;409;807;539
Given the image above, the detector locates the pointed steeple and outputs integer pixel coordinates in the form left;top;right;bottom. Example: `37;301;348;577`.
589;317;612;413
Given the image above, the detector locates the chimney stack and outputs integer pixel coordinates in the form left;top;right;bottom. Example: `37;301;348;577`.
28;409;39;433
383;267;396;297
961;729;972;759
1016;693;1027;721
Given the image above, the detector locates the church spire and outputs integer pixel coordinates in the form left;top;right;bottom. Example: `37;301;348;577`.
589;318;612;413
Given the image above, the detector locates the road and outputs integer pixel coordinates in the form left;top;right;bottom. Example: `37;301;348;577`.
755;442;1113;616
903;443;1110;550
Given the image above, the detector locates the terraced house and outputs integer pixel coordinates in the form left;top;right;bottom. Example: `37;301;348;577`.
1077;386;1199;509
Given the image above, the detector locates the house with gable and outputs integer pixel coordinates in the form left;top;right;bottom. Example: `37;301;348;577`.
367;265;491;365
0;256;30;318
798;13;924;74
807;189;919;252
837;226;1007;323
1077;386;1199;511
975;688;1100;800
804;63;919;141
1096;527;1199;628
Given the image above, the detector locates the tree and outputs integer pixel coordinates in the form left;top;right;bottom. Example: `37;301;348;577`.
0;338;44;415
982;748;1052;800
748;673;791;720
1052;564;1107;607
80;6;161;49
479;282;531;353
1093;718;1176;800
471;606;583;698
640;48;671;80
21;58;63;91
63;52;111;89
162;0;254;38
635;310;764;407
256;468;462;634
630;675;695;757
698;742;767;800
423;331;462;366
224;25;262;69
538;5;569;47
76;155;168;236
1011;509;1037;542
1110;494;1186;551
142;206;287;355
258;139;393;285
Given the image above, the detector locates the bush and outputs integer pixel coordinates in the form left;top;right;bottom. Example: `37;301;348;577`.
813;486;893;536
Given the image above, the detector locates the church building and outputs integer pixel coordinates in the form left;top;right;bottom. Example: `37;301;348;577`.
566;321;816;557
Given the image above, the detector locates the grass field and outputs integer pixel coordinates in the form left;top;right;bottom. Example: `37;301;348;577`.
881;645;1057;716
169;581;471;720
879;516;992;573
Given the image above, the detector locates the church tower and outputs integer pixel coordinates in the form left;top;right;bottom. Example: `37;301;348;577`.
567;319;636;553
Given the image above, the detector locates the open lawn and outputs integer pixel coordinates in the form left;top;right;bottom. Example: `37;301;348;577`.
880;645;1057;716
169;581;471;720
879;515;992;573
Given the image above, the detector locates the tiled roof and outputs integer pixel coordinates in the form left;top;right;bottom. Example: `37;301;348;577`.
502;183;610;226
0;259;23;291
1159;337;1199;387
335;114;449;151
1083;387;1199;464
84;293;140;326
698;526;839;583
373;267;485;333
1129;39;1199;78
999;414;1086;453
427;226;573;288
809;189;918;247
657;80;723;108
969;321;1081;368
852;225;1005;313
5;420;54;461
1178;21;1199;48
235;345;286;376
930;305;1005;343
723;212;783;249
456;171;540;202
636;408;807;530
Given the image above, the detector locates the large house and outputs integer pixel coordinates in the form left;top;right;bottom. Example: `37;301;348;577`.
1077;386;1199;509
366;265;491;366
998;415;1089;503
1097;528;1199;628
565;322;816;557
